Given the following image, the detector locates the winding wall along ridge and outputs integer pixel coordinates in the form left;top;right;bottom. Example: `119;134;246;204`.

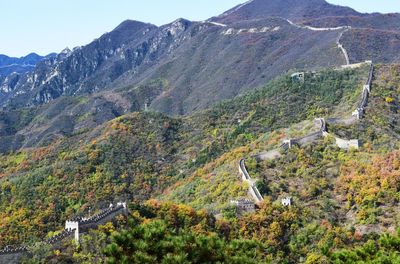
287;62;373;149
239;159;263;203
286;19;351;65
337;29;351;65
239;62;374;202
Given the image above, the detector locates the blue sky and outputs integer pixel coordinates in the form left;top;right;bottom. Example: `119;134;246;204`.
1;0;399;57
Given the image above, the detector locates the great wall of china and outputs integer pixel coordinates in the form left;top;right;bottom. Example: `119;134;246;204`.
238;61;374;204
239;159;264;203
286;19;351;66
0;62;374;262
0;202;128;263
0;23;375;260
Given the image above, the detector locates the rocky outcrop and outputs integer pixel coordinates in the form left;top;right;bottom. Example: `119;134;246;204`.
0;21;159;107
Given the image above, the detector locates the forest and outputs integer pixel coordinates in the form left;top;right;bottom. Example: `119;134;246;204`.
1;64;399;263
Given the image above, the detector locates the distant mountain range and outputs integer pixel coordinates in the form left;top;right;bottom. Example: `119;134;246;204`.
0;52;56;76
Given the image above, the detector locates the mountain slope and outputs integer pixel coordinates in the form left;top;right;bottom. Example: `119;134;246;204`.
213;0;400;65
0;17;346;116
1;0;399;118
0;20;349;153
0;1;400;262
0;2;398;152
341;28;400;63
0;66;370;246
300;13;400;31
215;0;400;32
144;18;346;114
213;0;361;24
0;20;159;107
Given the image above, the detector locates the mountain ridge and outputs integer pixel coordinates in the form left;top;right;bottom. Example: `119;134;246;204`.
0;16;346;113
213;0;362;23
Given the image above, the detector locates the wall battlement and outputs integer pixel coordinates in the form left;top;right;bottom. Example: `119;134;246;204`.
0;201;128;262
65;203;127;244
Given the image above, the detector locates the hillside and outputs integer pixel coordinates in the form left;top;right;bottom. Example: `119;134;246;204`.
0;17;349;152
0;65;371;245
0;79;166;153
341;29;400;63
300;13;400;31
216;0;400;32
0;1;398;161
0;63;399;263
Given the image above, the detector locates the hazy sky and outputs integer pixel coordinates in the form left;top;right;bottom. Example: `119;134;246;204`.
1;0;399;57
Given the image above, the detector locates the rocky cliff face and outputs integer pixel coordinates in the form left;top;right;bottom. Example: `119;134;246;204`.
0;20;159;107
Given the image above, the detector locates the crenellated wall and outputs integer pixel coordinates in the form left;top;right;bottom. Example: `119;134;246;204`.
294;131;323;146
65;203;128;243
239;159;251;181
250;185;263;202
0;202;128;263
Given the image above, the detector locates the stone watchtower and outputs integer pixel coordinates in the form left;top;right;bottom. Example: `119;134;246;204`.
65;220;80;243
291;72;305;83
230;199;255;214
352;108;364;119
281;197;292;206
